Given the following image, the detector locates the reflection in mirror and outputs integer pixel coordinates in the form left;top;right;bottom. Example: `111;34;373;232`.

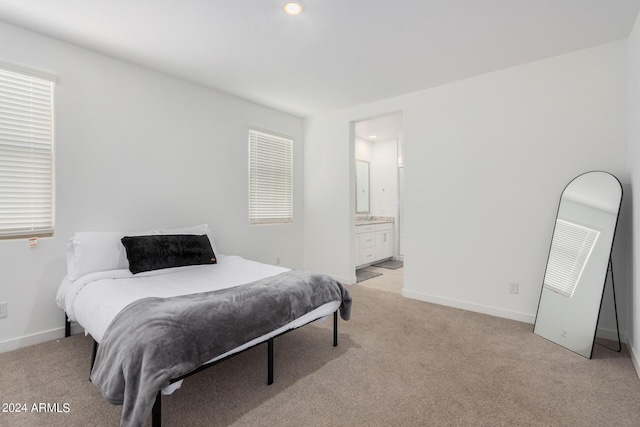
356;159;370;213
534;171;622;358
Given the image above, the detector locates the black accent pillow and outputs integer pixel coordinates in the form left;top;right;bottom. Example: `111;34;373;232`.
121;234;217;274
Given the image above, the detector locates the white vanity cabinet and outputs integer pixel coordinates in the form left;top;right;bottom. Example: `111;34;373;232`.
375;223;393;260
356;222;393;268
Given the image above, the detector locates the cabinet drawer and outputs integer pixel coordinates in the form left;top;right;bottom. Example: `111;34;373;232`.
375;222;393;232
356;224;376;234
360;232;375;248
361;246;376;264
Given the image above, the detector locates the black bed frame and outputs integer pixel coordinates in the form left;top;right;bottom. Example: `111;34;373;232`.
65;310;340;426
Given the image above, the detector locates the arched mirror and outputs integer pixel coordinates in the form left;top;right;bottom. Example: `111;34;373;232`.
534;171;622;358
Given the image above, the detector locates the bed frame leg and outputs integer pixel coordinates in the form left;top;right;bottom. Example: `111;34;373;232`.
89;339;98;379
333;310;338;347
152;391;161;427
267;338;274;385
65;313;71;338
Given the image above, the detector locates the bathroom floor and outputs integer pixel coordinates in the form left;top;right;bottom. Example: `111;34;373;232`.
357;266;403;294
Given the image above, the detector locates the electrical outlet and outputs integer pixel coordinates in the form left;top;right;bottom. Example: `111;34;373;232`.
0;302;7;318
276;256;280;265
509;282;519;294
561;329;568;338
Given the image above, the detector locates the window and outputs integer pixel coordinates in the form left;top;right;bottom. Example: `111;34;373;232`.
0;65;55;238
543;219;600;298
248;129;293;225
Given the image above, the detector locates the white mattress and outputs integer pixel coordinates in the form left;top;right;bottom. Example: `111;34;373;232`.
56;255;340;394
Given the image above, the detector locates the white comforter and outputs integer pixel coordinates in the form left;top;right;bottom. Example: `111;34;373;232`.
56;255;339;394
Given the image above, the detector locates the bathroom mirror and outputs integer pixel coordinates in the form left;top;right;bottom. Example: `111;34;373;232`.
356;159;370;213
534;171;622;358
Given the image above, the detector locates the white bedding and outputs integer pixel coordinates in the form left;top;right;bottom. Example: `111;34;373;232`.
57;254;340;394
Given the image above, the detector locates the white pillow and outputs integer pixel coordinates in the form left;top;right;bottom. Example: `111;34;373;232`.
66;231;131;281
66;224;218;281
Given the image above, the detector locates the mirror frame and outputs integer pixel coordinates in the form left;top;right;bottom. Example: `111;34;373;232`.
534;171;622;358
356;159;370;214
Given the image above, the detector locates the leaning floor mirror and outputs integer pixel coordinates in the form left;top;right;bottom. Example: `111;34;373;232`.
534;171;622;358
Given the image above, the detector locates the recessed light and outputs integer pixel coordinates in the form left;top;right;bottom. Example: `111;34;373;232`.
284;2;303;16
369;135;377;139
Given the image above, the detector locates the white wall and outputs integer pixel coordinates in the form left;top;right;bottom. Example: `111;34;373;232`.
370;139;398;218
0;20;304;351
305;41;628;329
355;137;371;162
627;10;640;376
306;112;366;283
355;137;398;218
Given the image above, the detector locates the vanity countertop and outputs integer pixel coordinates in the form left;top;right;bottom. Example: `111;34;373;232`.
355;216;395;225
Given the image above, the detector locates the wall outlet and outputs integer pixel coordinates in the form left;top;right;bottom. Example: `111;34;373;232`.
509;282;519;294
276;256;280;265
0;302;7;318
561;329;568;338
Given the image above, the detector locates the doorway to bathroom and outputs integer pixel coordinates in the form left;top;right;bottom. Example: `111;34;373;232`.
353;111;404;293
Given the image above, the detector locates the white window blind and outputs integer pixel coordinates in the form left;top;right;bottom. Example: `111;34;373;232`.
0;66;55;238
543;219;600;298
249;129;292;225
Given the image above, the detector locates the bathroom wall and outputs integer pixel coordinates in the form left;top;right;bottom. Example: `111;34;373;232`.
355;137;398;218
370;139;398;218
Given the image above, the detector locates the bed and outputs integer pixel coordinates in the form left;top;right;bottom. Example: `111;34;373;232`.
56;224;351;427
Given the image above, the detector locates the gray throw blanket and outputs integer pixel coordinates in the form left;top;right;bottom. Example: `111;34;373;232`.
89;270;351;427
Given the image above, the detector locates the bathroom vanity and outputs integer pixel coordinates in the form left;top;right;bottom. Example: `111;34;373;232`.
355;217;394;268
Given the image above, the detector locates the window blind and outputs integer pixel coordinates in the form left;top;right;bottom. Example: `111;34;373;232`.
0;66;54;238
248;129;292;225
543;219;600;298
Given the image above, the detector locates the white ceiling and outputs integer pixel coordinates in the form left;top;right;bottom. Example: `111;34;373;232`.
0;1;638;118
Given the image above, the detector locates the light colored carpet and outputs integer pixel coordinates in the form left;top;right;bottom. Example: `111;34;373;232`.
1;284;639;426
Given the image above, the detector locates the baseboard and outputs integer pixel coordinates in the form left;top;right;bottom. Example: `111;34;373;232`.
0;323;84;353
629;341;640;380
402;289;536;324
595;326;626;343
